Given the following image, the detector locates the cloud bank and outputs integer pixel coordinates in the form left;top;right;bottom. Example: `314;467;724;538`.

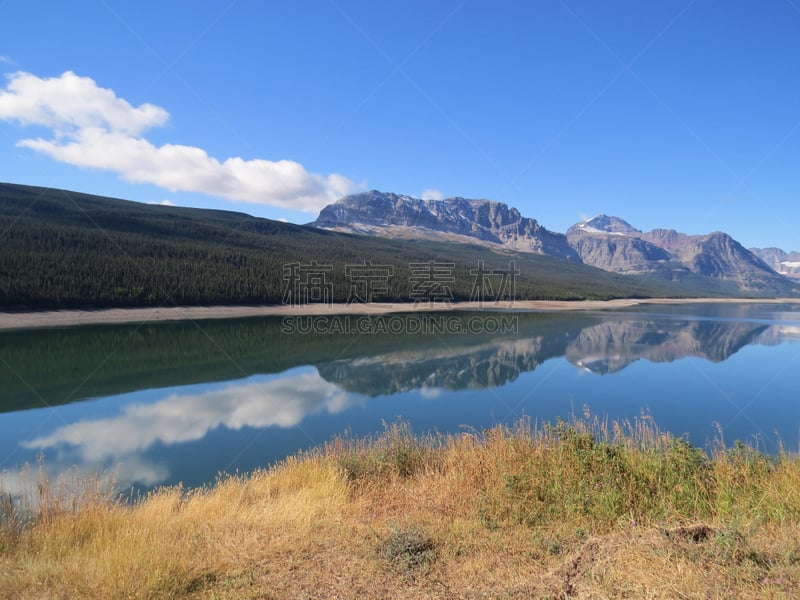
0;71;362;212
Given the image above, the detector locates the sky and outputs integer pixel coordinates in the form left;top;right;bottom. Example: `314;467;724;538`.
0;0;799;251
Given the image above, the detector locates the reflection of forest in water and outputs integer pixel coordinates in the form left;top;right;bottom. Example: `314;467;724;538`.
3;306;796;411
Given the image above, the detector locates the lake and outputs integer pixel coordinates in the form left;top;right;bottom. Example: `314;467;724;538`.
1;302;799;499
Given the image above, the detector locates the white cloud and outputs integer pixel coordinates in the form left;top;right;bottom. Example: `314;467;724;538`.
0;71;362;212
0;55;13;65
148;199;175;206
0;71;167;135
421;188;443;201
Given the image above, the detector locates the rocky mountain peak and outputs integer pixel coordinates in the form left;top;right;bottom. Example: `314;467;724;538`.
572;214;640;236
314;191;580;261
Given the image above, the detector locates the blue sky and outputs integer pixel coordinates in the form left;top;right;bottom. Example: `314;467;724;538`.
1;1;799;250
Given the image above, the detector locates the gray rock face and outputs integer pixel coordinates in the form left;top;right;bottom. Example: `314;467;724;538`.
567;216;682;276
314;190;580;261
640;228;695;251
750;247;800;279
567;216;794;293
681;232;764;279
567;233;675;275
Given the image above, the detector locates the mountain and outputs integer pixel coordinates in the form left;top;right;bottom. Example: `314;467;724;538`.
0;182;687;309
314;190;580;261
567;216;676;275
315;193;797;296
750;247;800;279
567;215;796;295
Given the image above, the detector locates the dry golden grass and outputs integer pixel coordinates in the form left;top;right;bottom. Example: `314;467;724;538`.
2;416;800;599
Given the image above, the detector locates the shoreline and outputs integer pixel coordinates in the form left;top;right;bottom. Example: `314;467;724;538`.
0;297;798;331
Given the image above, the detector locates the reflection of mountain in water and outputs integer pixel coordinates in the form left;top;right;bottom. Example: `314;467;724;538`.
318;339;549;396
318;316;774;393
754;324;800;346
316;315;589;395
0;308;792;411
566;319;770;375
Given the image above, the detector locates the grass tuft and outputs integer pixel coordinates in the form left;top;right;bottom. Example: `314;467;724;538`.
375;524;438;574
327;419;441;482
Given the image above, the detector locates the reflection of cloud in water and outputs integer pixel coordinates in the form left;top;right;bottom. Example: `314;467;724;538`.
19;369;356;489
114;458;170;488
1;455;170;504
0;469;38;501
0;464;120;511
419;387;443;399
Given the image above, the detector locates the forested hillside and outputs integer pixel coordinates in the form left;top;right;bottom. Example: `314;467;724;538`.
0;183;728;309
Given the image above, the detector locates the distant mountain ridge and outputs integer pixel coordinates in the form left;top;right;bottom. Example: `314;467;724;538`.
749;247;800;279
566;215;791;294
314;190;580;261
314;194;799;296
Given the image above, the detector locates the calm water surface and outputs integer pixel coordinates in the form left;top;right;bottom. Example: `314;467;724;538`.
1;303;799;498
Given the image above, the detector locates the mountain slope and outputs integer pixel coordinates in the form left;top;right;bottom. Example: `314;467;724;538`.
568;235;679;276
567;215;796;295
0;182;693;309
567;216;673;275
314;190;580;261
